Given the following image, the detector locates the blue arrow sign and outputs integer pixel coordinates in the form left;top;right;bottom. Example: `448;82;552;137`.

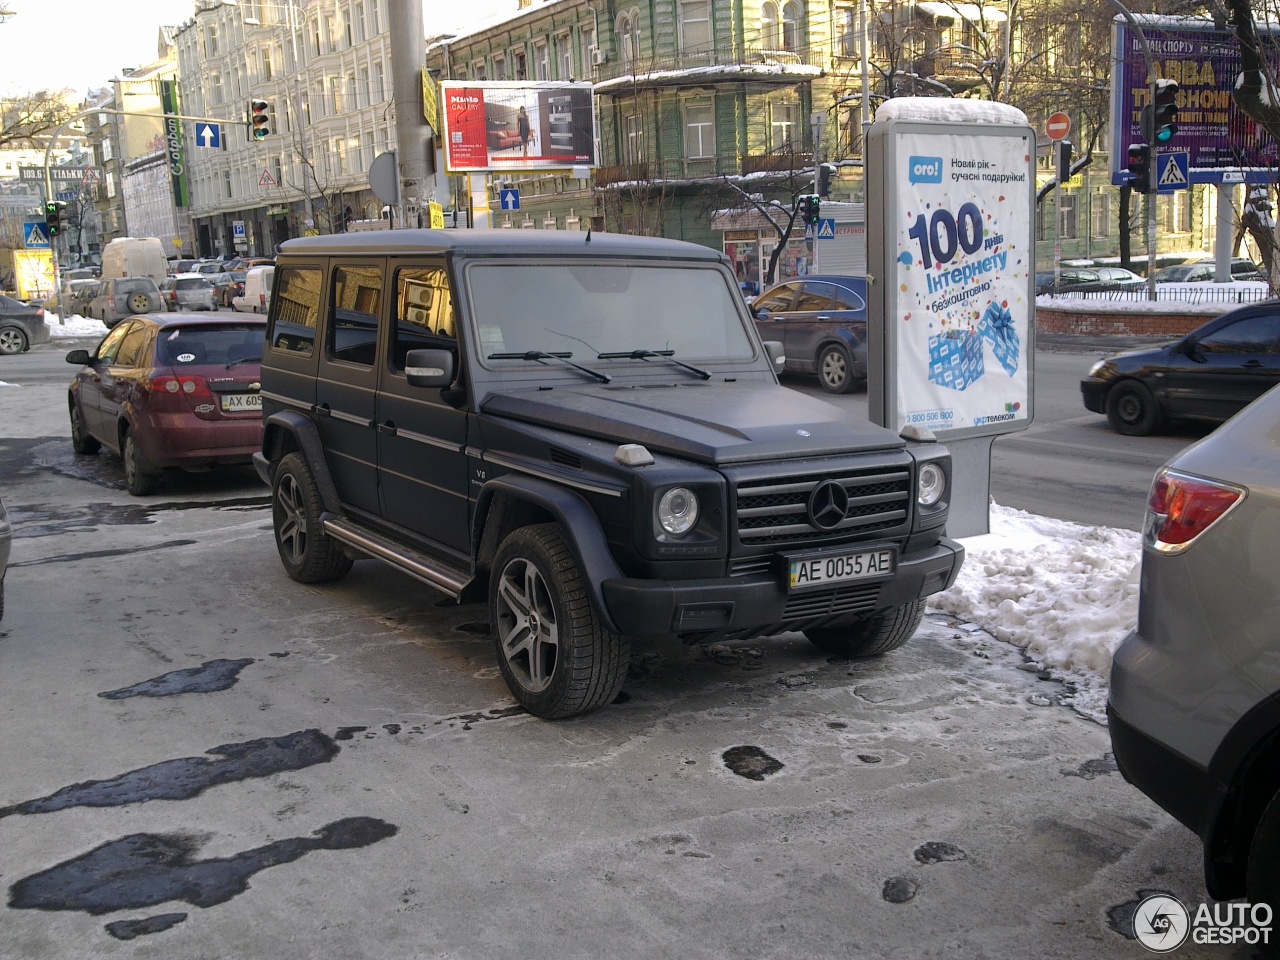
499;188;520;211
816;218;836;240
23;222;50;248
196;122;222;149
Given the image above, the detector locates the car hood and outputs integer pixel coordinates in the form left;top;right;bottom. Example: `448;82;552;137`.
482;380;905;464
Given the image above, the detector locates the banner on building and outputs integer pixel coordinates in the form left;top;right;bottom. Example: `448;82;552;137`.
161;80;189;208
438;81;597;172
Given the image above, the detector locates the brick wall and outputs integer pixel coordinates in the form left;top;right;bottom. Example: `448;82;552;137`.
1035;305;1220;337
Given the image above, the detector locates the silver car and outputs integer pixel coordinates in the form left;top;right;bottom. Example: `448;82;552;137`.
1109;383;1280;908
88;277;163;329
159;274;217;312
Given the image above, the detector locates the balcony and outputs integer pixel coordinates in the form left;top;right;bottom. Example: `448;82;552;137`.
594;42;822;93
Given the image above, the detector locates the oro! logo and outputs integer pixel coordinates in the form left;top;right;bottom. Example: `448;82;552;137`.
908;155;943;184
1133;894;1190;953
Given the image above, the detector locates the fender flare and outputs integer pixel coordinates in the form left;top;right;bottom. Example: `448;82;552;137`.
475;474;626;634
261;410;343;514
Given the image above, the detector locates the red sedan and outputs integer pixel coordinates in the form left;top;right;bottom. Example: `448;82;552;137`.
66;314;266;495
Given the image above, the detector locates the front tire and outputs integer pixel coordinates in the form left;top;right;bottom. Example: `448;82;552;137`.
123;431;159;496
490;523;630;719
1247;788;1280;908
1106;381;1160;436
804;599;926;658
817;343;858;394
0;326;28;355
70;399;100;455
271;452;353;583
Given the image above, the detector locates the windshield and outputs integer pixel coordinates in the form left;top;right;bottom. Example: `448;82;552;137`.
466;262;755;366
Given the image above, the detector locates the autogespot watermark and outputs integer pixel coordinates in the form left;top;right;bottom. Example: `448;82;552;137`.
1133;894;1273;952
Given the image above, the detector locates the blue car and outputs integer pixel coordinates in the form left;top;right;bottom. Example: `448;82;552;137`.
751;275;868;393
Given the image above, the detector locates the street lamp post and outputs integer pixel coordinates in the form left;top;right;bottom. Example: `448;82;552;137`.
244;0;315;233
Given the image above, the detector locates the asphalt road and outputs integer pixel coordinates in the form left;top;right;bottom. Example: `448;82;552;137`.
0;335;1243;959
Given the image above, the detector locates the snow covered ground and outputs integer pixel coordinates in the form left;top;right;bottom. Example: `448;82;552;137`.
21;312;1146;726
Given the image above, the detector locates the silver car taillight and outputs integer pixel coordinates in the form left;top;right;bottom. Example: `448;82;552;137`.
1144;468;1246;554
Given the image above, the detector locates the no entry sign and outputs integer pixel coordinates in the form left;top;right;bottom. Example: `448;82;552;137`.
1046;112;1071;141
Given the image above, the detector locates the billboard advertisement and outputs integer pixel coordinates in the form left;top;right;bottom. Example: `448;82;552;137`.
869;114;1036;439
1110;18;1280;184
439;81;597;172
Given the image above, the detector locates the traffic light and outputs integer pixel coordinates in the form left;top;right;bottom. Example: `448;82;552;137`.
44;200;64;236
817;162;835;197
801;195;820;226
1141;80;1179;145
249;99;271;140
1056;139;1072;183
1127;143;1151;194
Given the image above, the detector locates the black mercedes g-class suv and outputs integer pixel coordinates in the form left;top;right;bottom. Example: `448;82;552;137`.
255;230;963;718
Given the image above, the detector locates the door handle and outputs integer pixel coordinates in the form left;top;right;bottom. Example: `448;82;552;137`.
377;421;397;435
1243;360;1264;368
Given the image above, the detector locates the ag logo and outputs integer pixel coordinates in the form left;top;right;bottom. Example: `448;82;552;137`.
1133;894;1190;953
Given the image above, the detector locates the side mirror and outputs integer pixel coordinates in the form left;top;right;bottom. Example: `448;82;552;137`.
66;349;92;366
762;340;786;371
404;348;455;388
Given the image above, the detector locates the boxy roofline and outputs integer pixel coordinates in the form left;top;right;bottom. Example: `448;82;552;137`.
278;228;729;263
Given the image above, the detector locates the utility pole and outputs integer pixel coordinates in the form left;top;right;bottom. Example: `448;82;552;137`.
388;0;434;228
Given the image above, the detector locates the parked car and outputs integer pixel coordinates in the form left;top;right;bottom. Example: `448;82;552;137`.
1187;256;1264;281
168;258;202;275
65;314;266;495
159;275;217;312
0;295;51;355
87;277;163;329
0;494;9;621
217;270;247;309
233;265;273;313
1109;382;1280;909
1080;300;1280;435
750;275;868;393
1090;266;1146;286
1035;267;1103;295
68;281;99;316
255;230;961;718
59;278;99;313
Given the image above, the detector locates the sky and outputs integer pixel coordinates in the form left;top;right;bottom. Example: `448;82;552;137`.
0;0;518;100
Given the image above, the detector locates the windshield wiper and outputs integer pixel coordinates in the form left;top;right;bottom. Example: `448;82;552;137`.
226;355;263;369
489;351;611;384
597;349;711;380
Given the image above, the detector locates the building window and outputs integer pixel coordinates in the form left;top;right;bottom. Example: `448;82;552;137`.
373;61;385;100
581;26;596;69
514;51;527;79
556;33;573;79
212;73;224;104
681;0;711;54
343;4;353;46
494;56;507;80
262;45;274;79
535;41;549;80
770;101;798;151
1091;191;1110;238
473;60;487;81
1163;191;1192;233
359;66;369;107
618;13;638;61
761;1;778;48
836;6;856;57
1059;194;1077;239
355;1;366;42
223;170;232;200
684;100;715;158
781;1;800;51
623;113;644;164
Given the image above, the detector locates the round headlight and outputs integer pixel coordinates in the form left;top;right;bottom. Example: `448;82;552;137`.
658;487;700;535
917;463;945;507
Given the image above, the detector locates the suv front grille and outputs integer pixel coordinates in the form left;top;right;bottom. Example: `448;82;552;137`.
734;466;911;546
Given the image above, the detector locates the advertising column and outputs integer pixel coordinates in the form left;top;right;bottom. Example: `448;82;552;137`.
867;99;1036;535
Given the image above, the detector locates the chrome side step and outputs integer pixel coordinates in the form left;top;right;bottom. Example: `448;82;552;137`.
322;515;472;598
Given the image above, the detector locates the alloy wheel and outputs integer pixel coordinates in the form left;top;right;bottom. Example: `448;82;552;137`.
494;556;559;694
275;471;307;565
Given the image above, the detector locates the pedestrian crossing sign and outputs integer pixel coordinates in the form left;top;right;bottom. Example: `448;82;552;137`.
816;218;836;240
1156;152;1189;192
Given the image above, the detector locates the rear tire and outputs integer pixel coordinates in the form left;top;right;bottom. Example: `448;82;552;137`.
1106;381;1160;436
0;326;28;355
271;452;353;583
123;431;159;496
490;523;629;718
817;343;858;394
1247;788;1280;909
69;399;100;455
803;599;926;658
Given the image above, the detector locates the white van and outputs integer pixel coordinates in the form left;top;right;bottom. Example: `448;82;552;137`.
233;264;274;313
100;237;168;286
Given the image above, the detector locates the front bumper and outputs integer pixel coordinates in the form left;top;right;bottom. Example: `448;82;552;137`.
1080;378;1108;414
601;538;963;639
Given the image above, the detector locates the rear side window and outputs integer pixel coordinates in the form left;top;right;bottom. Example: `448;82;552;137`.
118;278;157;294
157;324;265;366
270;266;322;356
115;323;151;368
176;278;211;290
391;266;454;370
329;264;383;366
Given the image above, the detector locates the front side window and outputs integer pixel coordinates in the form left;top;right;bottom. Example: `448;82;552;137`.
391;266;455;370
1197;315;1280;354
270;266;322;356
684;100;715;158
467;262;754;363
95;323;132;364
329;264;383;366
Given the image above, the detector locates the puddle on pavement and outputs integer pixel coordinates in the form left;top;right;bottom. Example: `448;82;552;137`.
0;729;339;818
105;912;188;940
913;841;967;864
1107;889;1175;940
1062;755;1119;780
9;496;269;540
722;745;784;781
8;817;398;928
882;877;917;903
99;659;255;700
10;541;200;568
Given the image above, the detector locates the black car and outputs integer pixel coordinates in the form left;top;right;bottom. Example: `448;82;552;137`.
1080;300;1280;435
0;295;51;355
751;275;868;393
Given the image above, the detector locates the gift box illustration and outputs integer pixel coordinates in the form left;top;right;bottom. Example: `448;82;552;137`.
978;301;1020;377
928;328;984;391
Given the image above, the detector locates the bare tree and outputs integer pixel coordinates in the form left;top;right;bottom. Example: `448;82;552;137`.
0;90;80;150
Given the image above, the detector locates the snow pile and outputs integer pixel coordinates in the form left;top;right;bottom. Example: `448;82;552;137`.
44;313;109;338
930;503;1142;722
876;97;1029;126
